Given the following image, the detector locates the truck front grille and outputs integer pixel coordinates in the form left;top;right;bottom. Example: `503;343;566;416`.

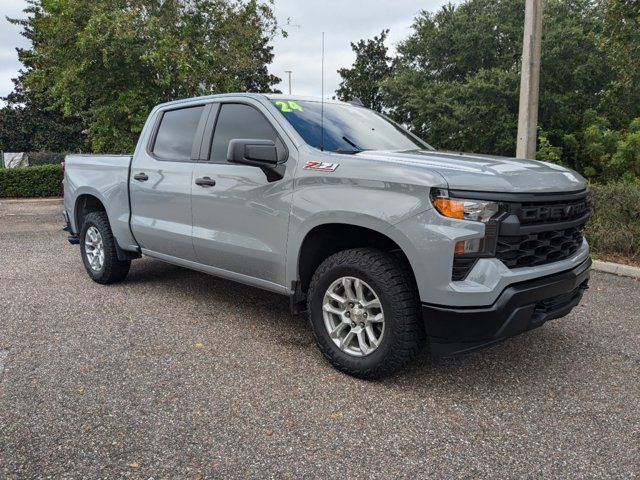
447;189;590;279
517;198;590;225
496;224;585;269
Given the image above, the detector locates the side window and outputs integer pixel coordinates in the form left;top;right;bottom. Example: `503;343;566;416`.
210;103;283;163
152;106;204;161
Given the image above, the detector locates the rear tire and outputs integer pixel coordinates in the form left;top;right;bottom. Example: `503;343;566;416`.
79;211;130;284
307;248;425;379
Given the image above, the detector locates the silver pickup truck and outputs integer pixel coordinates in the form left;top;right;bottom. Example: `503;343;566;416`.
63;93;591;378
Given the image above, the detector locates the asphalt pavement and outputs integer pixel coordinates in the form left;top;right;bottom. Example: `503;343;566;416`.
0;198;638;479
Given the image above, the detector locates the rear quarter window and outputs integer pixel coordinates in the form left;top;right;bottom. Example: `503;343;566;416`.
152;106;205;161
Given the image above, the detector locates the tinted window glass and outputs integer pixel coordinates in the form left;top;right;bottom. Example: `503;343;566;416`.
152;106;204;160
210;103;281;163
270;100;431;153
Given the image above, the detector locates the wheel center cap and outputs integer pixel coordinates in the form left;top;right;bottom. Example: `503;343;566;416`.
351;306;365;322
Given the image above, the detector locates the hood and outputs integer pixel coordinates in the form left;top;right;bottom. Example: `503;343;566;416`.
359;150;587;193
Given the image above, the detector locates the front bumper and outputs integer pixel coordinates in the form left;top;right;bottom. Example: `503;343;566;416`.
423;257;591;357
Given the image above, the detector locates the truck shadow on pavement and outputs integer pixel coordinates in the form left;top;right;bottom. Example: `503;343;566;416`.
123;257;586;394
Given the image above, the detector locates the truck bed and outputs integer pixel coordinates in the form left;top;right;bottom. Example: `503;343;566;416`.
63;154;138;251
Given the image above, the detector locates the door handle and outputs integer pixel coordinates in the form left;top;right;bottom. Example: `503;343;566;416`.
133;172;149;182
195;176;216;187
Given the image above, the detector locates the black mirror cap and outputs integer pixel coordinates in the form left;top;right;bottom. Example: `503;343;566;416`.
227;139;278;165
227;139;285;182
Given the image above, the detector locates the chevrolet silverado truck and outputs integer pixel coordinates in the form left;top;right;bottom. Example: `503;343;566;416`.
63;93;591;378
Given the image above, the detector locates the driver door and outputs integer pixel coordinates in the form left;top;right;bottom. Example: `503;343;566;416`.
191;101;292;289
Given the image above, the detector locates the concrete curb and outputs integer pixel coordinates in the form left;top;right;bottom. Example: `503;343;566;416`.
592;260;640;280
0;197;63;204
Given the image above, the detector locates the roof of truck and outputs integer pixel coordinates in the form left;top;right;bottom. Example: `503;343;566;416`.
155;93;351;109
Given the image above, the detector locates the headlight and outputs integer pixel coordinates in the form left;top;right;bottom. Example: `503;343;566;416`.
431;189;501;223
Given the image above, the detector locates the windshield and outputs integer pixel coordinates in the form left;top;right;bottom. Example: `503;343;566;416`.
270;100;432;153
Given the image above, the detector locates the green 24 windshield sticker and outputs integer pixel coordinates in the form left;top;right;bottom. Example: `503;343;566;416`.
275;100;304;113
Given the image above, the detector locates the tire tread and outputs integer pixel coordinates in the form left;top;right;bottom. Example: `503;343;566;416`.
81;211;130;284
307;248;425;379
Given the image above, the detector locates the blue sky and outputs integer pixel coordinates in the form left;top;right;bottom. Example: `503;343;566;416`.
0;0;459;101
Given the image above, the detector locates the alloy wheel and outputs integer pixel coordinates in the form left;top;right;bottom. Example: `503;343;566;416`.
322;276;385;357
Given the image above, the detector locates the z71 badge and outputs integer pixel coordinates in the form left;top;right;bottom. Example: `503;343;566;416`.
303;161;339;172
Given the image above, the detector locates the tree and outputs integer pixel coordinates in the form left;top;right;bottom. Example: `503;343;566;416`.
596;0;640;132
602;0;640;85
1;2;85;153
8;0;281;153
383;0;525;156
336;30;393;112
378;0;640;181
579;111;640;182
383;0;619;165
0;95;85;153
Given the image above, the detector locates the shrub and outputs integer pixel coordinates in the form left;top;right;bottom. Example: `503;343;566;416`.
585;181;640;261
0;164;63;197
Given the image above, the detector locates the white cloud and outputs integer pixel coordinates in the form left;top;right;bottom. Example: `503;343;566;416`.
269;0;456;97
0;0;460;102
0;0;31;100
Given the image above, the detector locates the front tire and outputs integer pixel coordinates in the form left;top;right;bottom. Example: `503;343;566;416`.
79;211;130;284
307;248;425;379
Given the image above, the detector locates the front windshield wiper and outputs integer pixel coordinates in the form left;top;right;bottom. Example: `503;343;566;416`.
328;136;368;154
342;136;363;151
330;148;363;155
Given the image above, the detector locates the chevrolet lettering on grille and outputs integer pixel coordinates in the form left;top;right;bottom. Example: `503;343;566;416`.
519;201;588;223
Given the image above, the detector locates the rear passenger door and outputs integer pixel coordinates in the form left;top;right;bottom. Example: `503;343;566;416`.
129;104;208;260
191;101;292;289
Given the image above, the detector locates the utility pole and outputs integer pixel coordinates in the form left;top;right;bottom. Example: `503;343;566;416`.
285;70;292;95
516;0;544;159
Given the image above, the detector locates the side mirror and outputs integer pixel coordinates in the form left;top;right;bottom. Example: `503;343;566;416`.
227;139;285;182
